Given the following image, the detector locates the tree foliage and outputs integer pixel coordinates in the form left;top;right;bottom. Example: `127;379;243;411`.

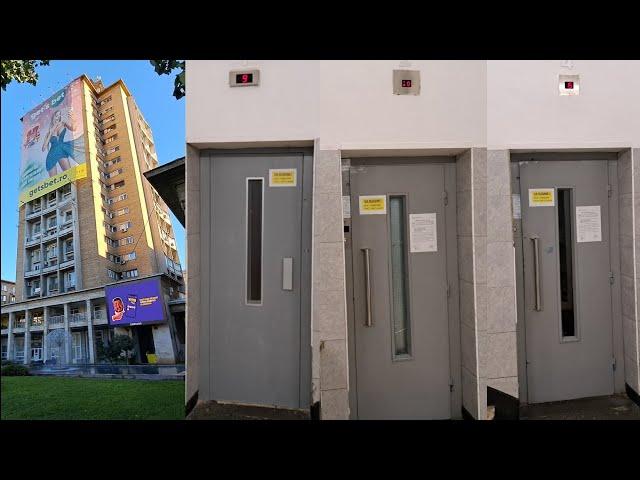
1;60;50;91
149;60;185;99
98;334;137;364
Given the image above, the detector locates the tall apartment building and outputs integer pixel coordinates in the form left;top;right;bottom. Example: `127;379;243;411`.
1;75;184;365
1;280;16;305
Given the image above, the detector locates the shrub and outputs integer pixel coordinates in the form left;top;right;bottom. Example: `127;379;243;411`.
1;363;30;376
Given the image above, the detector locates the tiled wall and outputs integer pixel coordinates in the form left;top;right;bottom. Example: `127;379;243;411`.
483;150;518;401
311;147;350;419
456;148;487;419
619;149;640;394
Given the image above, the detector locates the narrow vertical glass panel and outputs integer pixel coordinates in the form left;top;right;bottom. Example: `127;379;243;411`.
557;188;576;338
389;196;411;357
246;179;263;304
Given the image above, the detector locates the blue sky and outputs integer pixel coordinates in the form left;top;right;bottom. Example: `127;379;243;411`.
1;60;185;281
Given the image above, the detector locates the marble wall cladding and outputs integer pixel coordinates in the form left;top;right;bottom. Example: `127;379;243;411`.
482;150;519;408
618;149;640;395
455;148;488;420
312;148;350;419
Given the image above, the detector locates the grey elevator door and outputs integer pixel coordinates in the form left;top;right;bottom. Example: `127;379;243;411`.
210;153;305;409
350;163;452;419
520;160;614;404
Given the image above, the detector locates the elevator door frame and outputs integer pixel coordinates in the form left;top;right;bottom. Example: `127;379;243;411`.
511;152;625;404
343;156;462;419
198;147;313;410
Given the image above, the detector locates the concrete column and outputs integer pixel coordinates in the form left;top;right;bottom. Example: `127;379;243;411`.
23;310;30;365
42;306;49;362
7;312;14;361
86;299;95;363
63;303;71;364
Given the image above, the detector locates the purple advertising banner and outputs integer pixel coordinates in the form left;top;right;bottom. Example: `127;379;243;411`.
105;277;166;326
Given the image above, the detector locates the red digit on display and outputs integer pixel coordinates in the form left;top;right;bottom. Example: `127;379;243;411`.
242;74;249;83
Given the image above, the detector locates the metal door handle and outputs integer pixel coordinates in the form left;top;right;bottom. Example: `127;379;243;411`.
531;237;542;311
362;248;372;327
282;257;293;291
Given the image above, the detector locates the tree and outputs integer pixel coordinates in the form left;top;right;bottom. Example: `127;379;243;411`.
108;334;137;364
1;60;50;91
149;60;185;99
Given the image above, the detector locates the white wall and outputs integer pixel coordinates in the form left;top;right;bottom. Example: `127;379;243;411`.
187;61;486;149
488;60;640;149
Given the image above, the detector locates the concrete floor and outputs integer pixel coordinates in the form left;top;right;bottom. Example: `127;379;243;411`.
187;400;310;420
520;394;640;420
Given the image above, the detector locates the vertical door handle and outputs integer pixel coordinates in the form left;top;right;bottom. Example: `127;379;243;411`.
361;248;373;327
531;236;542;311
282;257;293;291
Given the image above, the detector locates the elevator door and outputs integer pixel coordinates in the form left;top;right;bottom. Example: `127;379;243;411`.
350;162;455;419
520;160;614;403
209;152;311;409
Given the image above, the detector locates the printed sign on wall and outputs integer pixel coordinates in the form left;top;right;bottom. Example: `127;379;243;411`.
529;188;555;207
409;213;437;253
269;168;297;187
359;195;387;215
576;205;602;243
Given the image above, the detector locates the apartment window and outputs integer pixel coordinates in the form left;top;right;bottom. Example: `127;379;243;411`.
1;295;6;302
64;239;74;254
122;252;136;262
110;181;125;191
32;198;41;211
120;236;134;246
106;146;120;155
101;114;115;124
115;207;129;216
122;269;139;279
65;271;76;289
108;253;122;264
104;134;117;145
119;221;132;232
105;236;118;248
107;269;118;280
100;106;113;116
106;157;122;168
47;216;57;229
48;276;58;292
46;244;57;260
1;285;6;291
107;168;124;179
48;191;56;203
102;125;116;135
99;96;112;106
61;184;72;198
62;210;73;223
33;222;41;235
31;249;41;267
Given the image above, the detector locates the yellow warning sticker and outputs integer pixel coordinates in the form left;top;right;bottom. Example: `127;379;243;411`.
529;188;555;207
269;168;297;187
359;195;387;215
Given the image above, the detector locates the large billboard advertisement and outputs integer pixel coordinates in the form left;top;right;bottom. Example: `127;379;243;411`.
19;77;88;204
105;277;167;327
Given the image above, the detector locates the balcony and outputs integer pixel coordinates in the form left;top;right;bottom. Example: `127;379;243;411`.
43;226;58;239
69;313;86;325
14;318;26;330
93;311;108;325
25;265;41;277
26;208;42;220
63;284;76;293
42;259;58;273
29;317;44;330
48;315;64;327
25;234;42;247
59;221;73;236
59;194;72;207
26;288;41;298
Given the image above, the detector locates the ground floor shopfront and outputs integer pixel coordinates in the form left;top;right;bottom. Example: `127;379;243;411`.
1;274;186;366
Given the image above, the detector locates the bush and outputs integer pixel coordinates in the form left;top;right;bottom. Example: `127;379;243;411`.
1;363;30;376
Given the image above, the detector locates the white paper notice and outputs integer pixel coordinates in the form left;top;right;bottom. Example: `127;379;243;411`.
512;194;521;219
576;206;602;243
410;213;437;253
342;195;351;218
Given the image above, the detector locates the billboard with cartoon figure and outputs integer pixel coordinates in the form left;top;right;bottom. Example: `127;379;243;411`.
105;277;166;327
19;77;88;204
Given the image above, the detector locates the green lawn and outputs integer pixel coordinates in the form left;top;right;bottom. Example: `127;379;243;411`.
1;376;184;420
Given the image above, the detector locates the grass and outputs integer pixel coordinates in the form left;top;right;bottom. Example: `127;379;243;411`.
1;376;184;420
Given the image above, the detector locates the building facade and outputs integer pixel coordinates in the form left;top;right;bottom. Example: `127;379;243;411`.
1;280;16;305
186;60;640;419
1;75;184;366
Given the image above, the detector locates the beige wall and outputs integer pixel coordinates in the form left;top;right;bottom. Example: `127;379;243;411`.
488;60;640;149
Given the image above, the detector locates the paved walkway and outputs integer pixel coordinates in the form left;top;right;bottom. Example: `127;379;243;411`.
520;394;640;420
188;400;310;420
